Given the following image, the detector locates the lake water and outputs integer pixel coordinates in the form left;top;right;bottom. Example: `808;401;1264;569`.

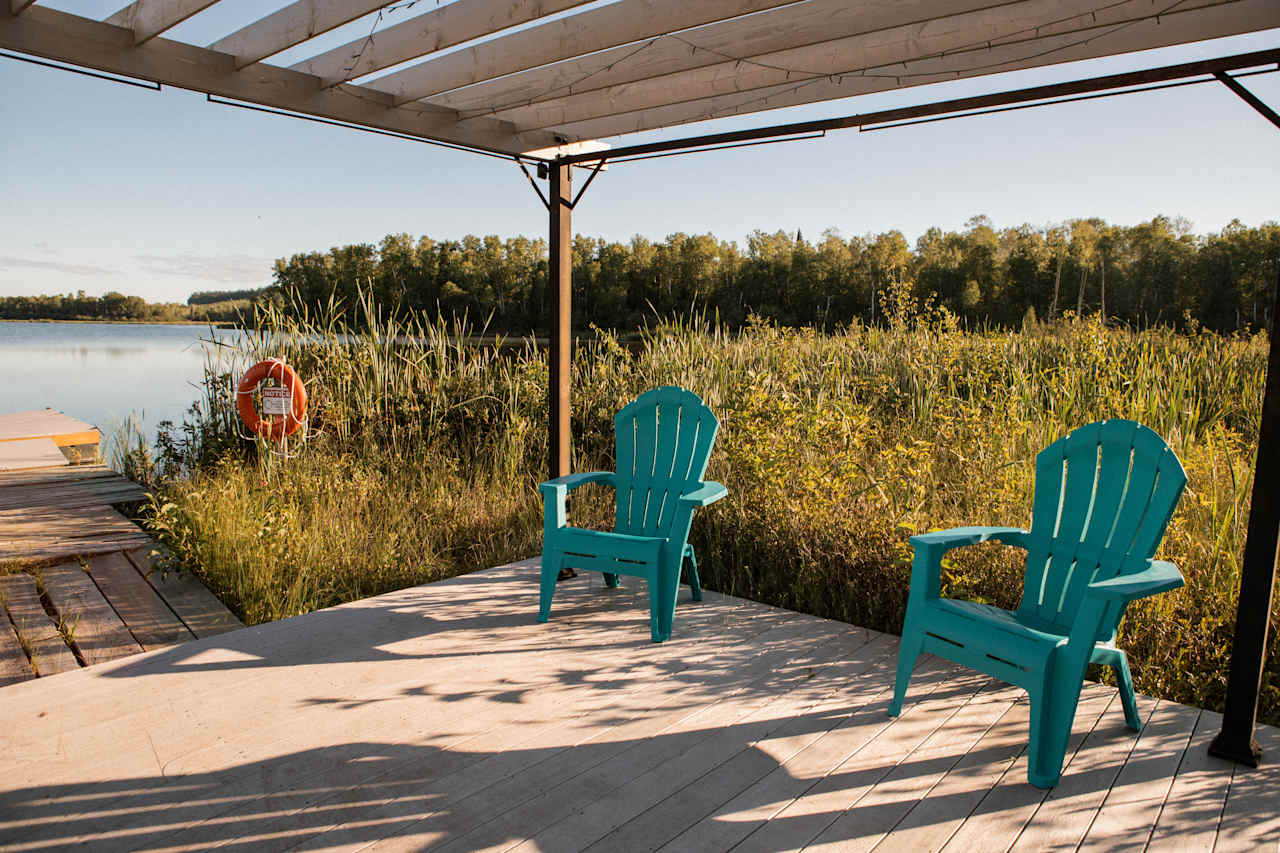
0;322;244;459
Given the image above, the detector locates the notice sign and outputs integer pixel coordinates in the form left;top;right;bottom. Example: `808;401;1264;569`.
262;386;292;416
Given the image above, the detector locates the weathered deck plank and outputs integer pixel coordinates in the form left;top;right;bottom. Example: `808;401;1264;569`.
84;552;194;650
0;621;32;687
124;548;243;638
0;573;79;676
37;562;142;666
0;560;1272;852
0;503;149;563
0;464;145;509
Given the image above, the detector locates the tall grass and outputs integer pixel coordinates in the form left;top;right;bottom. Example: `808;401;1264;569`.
134;294;1277;725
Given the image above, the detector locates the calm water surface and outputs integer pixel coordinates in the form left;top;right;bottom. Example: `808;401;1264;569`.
0;322;244;457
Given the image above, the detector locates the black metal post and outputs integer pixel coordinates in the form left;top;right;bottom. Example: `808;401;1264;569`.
1210;270;1280;766
547;160;572;480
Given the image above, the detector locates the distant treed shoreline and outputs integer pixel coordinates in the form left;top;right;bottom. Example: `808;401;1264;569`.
268;215;1280;334
0;291;250;324
5;215;1277;332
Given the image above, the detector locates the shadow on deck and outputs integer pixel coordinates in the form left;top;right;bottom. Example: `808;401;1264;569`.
1;559;1275;852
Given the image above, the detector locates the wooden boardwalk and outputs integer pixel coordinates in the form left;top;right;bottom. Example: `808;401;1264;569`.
0;558;1273;852
0;456;243;684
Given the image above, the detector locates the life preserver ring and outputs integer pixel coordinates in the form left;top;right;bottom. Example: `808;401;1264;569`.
236;359;307;441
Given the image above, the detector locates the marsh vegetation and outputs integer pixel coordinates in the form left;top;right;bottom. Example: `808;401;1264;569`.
124;292;1277;725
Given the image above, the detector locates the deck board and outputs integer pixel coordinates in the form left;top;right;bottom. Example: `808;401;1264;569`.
1145;710;1234;852
0;621;33;687
0;438;68;472
0;502;149;563
1078;700;1202;852
84;552;194;650
37;562;143;666
0;464;147;514
0;559;1273;852
0;573;79;677
0;409;100;451
1214;722;1280;852
124;548;243;638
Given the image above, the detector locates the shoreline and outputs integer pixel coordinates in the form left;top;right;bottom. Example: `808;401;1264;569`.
0;318;242;327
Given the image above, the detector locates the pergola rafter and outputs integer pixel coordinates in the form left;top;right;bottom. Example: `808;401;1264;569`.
3;0;1278;781
3;0;1277;153
208;0;396;69
106;0;222;45
363;0;804;106
434;0;1026;117
289;0;597;88
468;0;1257;133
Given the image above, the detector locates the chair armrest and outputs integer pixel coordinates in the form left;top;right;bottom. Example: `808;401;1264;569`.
906;526;1028;604
538;471;616;496
678;481;728;507
540;472;616;534
909;526;1029;553
1085;559;1183;602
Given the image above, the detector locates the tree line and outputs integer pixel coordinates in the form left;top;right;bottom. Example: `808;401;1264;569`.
270;216;1279;334
5;216;1275;331
0;291;250;323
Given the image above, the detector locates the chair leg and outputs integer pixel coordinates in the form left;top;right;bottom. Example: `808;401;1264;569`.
888;623;924;717
1027;663;1086;788
648;576;664;643
1093;646;1142;731
651;557;683;643
603;572;620;588
683;544;702;601
1027;689;1063;789
538;550;560;623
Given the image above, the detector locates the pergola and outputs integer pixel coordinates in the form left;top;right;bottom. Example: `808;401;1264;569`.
3;0;1278;774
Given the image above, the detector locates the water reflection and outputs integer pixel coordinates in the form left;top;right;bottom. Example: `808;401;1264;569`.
0;322;244;456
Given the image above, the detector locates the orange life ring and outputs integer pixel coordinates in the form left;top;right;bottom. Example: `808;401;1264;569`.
236;359;307;441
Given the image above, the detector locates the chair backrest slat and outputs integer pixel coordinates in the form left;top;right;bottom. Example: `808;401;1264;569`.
1017;420;1186;636
613;386;719;538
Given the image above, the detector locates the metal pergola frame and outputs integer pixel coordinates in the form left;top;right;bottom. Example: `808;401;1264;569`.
3;0;1277;771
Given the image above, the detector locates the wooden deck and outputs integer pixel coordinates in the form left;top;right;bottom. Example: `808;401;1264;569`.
0;458;243;683
1;558;1274;852
0;464;151;562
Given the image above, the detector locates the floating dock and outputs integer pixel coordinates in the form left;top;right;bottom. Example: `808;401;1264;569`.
0;408;101;469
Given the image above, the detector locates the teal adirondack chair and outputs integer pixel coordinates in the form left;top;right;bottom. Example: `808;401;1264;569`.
890;420;1187;788
538;386;727;643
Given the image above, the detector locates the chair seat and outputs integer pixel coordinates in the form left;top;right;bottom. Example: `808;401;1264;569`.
922;598;1066;674
556;527;664;575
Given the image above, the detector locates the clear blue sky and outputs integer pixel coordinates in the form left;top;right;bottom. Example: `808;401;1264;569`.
2;10;1277;304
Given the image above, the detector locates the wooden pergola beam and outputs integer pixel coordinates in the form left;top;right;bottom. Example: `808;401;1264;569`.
370;0;802;106
290;0;596;87
554;47;1280;162
432;0;1019;116
208;0;393;69
484;0;1237;132
105;0;220;45
548;0;1278;141
0;4;560;155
